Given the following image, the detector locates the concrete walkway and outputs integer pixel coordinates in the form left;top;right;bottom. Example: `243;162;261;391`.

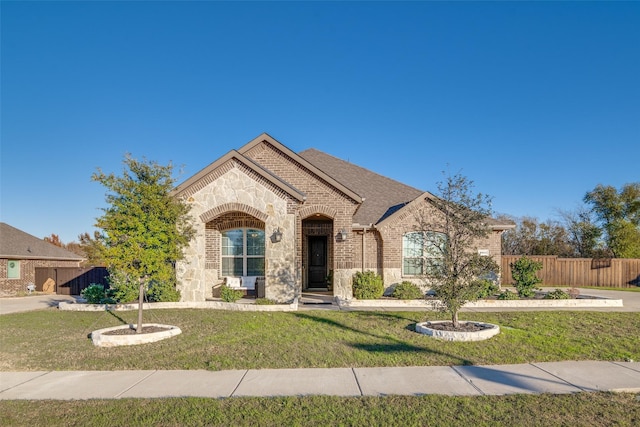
1;361;639;400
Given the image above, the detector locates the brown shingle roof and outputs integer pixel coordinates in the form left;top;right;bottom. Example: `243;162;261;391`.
0;223;84;260
298;149;425;225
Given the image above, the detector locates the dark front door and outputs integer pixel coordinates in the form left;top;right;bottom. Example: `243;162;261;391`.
308;236;327;288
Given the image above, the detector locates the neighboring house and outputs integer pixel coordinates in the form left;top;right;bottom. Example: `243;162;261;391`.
0;223;84;295
174;133;514;302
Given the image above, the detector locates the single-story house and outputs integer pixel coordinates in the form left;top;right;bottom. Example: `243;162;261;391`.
174;133;514;302
0;222;85;296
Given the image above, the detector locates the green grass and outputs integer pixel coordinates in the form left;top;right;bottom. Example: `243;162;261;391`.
577;286;640;292
1;309;638;371
1;393;639;426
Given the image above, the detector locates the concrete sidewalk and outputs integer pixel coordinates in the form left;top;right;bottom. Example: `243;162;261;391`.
1;361;639;400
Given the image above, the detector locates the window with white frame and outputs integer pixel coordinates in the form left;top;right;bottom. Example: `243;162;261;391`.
221;228;265;276
7;260;20;279
402;231;446;276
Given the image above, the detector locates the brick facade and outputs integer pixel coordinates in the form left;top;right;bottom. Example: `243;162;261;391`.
1;258;81;296
174;134;509;302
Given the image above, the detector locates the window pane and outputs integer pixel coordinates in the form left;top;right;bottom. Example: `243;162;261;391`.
425;232;447;258
7;260;20;279
246;229;265;256
403;233;423;257
222;257;243;276
247;257;265;276
403;258;423;276
222;229;243;256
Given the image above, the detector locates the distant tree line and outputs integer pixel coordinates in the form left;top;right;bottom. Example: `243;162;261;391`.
44;232;105;266
501;183;640;258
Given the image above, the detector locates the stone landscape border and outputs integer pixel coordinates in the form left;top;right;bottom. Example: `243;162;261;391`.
59;299;299;312
91;324;182;347
58;294;623;312
336;296;624;309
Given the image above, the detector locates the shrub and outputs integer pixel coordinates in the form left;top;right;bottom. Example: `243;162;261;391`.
220;284;244;303
511;256;543;298
255;298;276;305
544;288;570;299
81;284;107;304
475;279;499;299
352;270;384;300
497;290;519;300
147;280;181;302
391;281;424;300
107;269;140;303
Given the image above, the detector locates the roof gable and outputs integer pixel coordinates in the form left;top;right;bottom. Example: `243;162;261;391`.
173;148;306;202
239;133;363;204
0;223;84;260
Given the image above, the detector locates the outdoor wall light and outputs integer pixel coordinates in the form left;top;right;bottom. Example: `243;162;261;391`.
338;229;348;241
271;228;283;243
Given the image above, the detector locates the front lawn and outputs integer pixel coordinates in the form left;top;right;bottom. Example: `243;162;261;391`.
1;393;639;426
0;309;638;371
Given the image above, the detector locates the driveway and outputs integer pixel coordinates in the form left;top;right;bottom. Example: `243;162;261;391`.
0;294;79;315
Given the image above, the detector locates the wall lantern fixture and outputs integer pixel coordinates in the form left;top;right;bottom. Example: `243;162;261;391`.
271;228;283;243
338;229;348;241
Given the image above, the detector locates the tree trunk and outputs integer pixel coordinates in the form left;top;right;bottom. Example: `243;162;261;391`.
136;279;144;334
452;310;459;329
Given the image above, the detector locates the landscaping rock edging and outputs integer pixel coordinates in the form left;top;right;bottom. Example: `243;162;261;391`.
91;324;181;347
59;298;298;312
415;320;501;341
336;296;623;309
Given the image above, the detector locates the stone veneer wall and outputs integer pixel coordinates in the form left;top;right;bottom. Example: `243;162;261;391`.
176;160;298;302
0;259;80;296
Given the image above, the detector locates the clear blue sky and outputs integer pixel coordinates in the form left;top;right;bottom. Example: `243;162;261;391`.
2;1;639;244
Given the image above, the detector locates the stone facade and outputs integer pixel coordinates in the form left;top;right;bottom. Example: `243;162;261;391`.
174;134;512;302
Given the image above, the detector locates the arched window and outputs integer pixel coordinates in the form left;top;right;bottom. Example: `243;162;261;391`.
221;228;265;276
403;231;446;276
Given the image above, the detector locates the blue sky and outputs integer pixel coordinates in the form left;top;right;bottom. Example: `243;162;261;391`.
2;1;639;244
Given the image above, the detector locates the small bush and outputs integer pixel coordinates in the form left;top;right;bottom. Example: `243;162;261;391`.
255;298;276;305
147;280;181;302
497;290;519;300
544;289;570;300
107;269;140;303
352;271;384;300
391;281;424;300
475;279;499;299
81;284;107;304
511;256;543;298
220;284;244;303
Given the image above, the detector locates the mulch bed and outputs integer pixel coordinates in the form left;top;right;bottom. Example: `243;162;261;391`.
103;326;172;336
425;321;491;332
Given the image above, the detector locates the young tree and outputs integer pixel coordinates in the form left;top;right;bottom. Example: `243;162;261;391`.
92;155;195;332
416;172;499;328
584;183;640;258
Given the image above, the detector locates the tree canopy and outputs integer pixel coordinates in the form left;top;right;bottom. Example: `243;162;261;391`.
584;183;640;258
92;155;195;299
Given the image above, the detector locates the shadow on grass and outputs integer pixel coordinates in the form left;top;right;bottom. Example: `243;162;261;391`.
292;312;471;365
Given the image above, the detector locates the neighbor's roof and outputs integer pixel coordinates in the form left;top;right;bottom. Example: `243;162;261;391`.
298;149;425;225
0;223;84;261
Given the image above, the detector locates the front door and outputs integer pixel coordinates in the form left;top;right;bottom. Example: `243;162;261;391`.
308;236;327;288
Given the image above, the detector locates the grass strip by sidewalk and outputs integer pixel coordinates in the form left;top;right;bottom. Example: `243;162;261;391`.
1;392;639;427
1;310;638;371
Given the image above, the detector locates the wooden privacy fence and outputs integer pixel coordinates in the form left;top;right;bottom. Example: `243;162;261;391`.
35;267;109;295
501;256;640;288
